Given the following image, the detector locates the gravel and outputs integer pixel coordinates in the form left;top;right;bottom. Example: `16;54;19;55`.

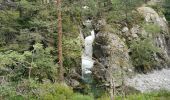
125;69;170;93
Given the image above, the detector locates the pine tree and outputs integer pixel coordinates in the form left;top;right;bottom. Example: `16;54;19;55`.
163;0;170;22
57;0;64;83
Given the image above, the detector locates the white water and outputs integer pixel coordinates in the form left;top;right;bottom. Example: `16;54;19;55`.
81;30;95;81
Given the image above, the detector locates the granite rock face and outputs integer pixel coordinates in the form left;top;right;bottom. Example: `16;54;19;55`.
137;7;169;33
137;6;170;65
93;32;133;86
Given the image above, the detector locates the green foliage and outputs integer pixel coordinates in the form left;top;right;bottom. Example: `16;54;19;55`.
37;83;94;100
0;83;17;99
116;90;170;100
163;0;170;22
130;38;159;71
96;90;170;100
129;22;165;72
37;83;74;100
0;43;56;82
143;23;161;36
0;83;94;100
0;10;19;45
1;82;170;100
107;0;144;23
0;0;169;99
97;94;110;100
62;34;82;71
71;94;93;100
149;4;165;17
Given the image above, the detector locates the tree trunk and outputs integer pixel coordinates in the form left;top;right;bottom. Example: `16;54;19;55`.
110;78;114;100
57;0;64;83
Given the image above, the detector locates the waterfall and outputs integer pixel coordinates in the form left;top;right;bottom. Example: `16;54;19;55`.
82;30;95;82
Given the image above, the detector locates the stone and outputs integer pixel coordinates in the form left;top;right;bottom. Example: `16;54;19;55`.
126;69;170;92
130;25;140;34
137;7;169;33
93;32;133;87
137;6;170;65
70;79;80;87
132;33;138;38
122;27;129;33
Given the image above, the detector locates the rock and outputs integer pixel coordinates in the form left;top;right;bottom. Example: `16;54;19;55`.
137;6;170;65
98;19;107;26
65;68;82;88
82;6;89;9
0;76;6;85
93;32;133;87
122;27;129;33
121;26;141;39
137;7;169;33
130;25;140;34
70;79;80;87
126;69;170;92
94;18;107;32
132;33;138;38
42;79;51;84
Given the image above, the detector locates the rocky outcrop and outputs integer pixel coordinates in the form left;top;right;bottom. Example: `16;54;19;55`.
125;6;170;92
122;6;170;67
137;6;170;64
91;6;170;92
92;32;133;86
74;4;170;93
137;7;169;33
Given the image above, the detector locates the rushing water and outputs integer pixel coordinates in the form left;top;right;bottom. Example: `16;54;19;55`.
81;30;95;82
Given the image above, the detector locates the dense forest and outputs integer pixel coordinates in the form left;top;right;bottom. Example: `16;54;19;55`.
0;0;170;100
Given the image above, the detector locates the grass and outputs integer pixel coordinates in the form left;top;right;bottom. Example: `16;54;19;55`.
98;90;170;100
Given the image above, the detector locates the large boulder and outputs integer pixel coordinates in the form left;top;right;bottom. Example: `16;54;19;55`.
92;32;133;86
137;7;169;33
137;6;170;64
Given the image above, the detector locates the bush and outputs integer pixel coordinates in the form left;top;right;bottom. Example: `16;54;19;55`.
1;82;93;100
116;90;170;100
71;94;93;100
26;83;72;100
96;90;170;100
130;38;159;72
38;83;94;100
143;23;161;36
0;43;57;82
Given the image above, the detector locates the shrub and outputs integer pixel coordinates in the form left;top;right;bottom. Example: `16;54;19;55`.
143;23;161;37
37;83;73;100
0;43;57;82
71;94;93;100
130;38;159;72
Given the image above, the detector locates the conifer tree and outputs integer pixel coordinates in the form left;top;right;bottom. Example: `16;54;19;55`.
57;0;64;83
